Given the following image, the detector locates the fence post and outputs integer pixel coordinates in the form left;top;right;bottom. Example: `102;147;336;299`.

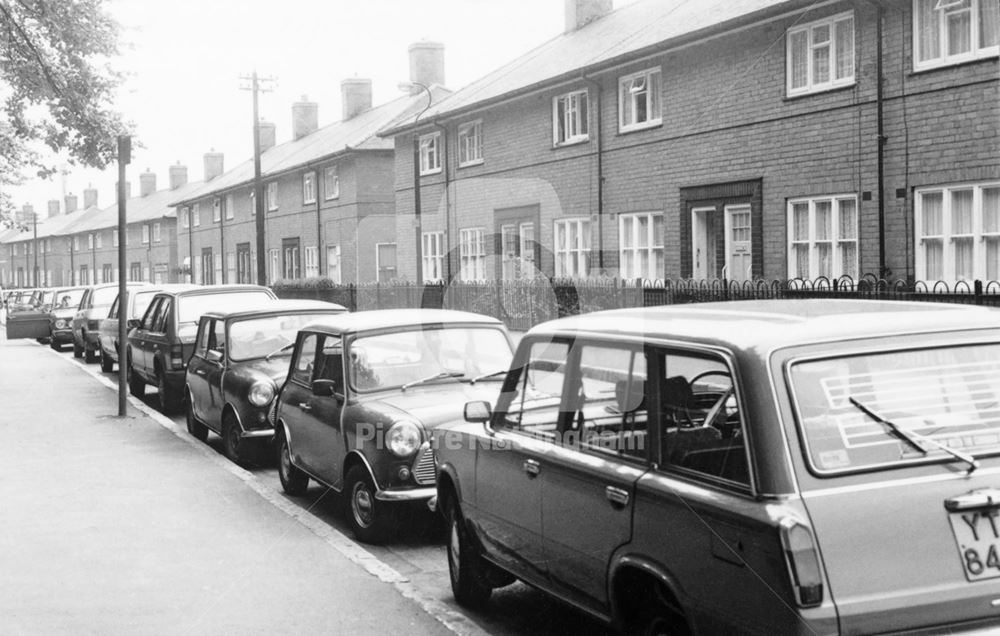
976;279;983;305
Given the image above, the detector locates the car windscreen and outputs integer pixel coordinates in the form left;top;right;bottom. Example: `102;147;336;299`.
131;291;158;320
92;286;119;308
177;291;273;325
348;326;513;392
54;289;86;308
789;343;1000;475
229;312;339;361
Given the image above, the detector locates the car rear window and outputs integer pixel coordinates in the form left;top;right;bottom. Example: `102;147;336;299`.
228;312;339;361
92;286;120;307
176;291;273;324
789;344;1000;474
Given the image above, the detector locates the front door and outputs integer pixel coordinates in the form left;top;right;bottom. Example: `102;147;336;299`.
494;205;540;281
691;207;720;280
724;204;752;283
201;248;214;285
692;206;753;281
236;243;252;284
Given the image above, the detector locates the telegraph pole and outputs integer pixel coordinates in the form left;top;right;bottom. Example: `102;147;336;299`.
239;71;275;286
117;135;130;417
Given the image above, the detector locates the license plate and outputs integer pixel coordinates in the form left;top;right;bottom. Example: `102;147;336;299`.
948;509;1000;581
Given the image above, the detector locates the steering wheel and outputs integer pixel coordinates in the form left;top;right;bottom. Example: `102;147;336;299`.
688;370;735;432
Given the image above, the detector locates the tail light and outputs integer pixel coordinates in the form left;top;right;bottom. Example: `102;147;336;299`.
780;518;823;607
170;345;186;369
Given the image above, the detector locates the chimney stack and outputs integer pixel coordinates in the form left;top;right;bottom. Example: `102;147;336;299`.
168;162;188;190
292;97;318;139
204;150;224;181
83;186;98;209
21;204;35;224
64;194;78;214
340;80;372;120
47;200;60;218
408;41;445;92
140;169;157;196
564;0;612;33
258;121;277;150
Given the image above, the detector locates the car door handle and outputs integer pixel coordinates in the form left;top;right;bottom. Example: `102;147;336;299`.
523;459;540;477
605;486;630;508
194;369;206;376
298;403;312;412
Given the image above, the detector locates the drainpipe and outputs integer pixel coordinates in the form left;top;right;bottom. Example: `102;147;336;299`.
316;172;323;278
220;199;226;283
434;121;451;282
583;73;605;273
868;0;887;278
187;208;194;283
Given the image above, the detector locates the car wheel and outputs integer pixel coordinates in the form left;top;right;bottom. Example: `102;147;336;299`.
222;413;247;465
83;335;97;363
157;372;181;414
345;464;393;544
628;582;691;636
445;497;493;608
99;349;114;373
185;391;209;442
277;431;309;495
73;338;83;358
127;360;145;398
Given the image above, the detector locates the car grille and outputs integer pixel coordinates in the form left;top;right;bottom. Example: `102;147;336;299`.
411;445;436;485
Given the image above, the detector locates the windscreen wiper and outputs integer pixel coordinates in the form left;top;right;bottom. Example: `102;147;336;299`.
401;371;464;391
848;397;979;474
470;369;507;384
264;341;296;361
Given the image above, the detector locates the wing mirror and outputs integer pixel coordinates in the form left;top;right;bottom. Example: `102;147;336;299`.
312;378;339;398
464;401;493;431
126;319;140;330
205;349;223;364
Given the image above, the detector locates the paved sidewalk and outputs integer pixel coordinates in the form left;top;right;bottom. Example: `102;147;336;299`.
0;337;452;635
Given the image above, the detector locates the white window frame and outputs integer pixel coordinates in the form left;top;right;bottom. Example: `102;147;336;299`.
326;245;341;283
458;121;483;167
88;234;94;250
225;194;234;220
213;198;221;223
324;166;340;200
376;243;398;282
618;67;662;133
181;207;189;229
192;203;200;227
554;218;591;278
419;132;442;175
786;11;856;97
618;212;664;280
267;181;278;211
95;233;102;249
553;89;589;146
112;230;119;248
915;181;1000;283
459;227;486;282
303;172;317;205
304;245;319;278
268;248;280;284
786;195;860;281
226;251;236;283
153;222;161;242
913;0;1000;71
422;231;445;282
73;236;80;251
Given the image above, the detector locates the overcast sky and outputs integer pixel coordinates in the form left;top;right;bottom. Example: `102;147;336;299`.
11;0;637;214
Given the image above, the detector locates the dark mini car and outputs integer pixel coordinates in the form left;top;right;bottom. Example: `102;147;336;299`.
126;284;277;413
46;286;88;350
436;300;1000;634
275;309;514;544
98;284;196;372
72;282;150;362
184;299;347;464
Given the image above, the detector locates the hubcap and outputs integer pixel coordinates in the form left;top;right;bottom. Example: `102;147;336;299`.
227;426;239;455
449;522;461;578
280;442;292;478
352;483;374;528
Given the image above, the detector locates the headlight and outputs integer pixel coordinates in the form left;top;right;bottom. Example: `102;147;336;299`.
55;320;67;329
248;381;275;407
386;420;422;458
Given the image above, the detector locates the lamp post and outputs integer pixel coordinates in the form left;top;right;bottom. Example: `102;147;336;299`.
399;82;433;285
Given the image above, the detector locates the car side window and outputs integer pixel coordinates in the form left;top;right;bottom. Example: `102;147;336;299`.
140;298;162;330
208;320;226;355
494;339;570;439
291;333;320;386
315;336;345;391
194;318;211;358
80;290;91;310
151;298;172;333
654;348;749;487
108;296;119;319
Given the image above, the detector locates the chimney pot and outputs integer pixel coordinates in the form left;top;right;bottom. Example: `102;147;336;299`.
258;121;277;151
203;150;224;181
340;79;372;120
408;41;445;92
564;0;612;33
83;186;98;209
292;98;319;139
64;194;78;214
47;200;60;218
140;169;157;196
168;163;188;189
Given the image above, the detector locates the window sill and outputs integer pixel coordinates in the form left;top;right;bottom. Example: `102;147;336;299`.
617;121;662;135
303;199;317;206
419;168;443;177
458;159;484;169
911;51;999;75
552;137;589;149
324;195;340;201
785;80;856;101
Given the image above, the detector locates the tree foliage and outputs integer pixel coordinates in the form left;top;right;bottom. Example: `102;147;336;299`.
0;0;130;228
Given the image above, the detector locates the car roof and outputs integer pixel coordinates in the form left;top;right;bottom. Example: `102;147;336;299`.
299;308;504;336
202;299;347;320
527;299;1000;352
150;284;274;298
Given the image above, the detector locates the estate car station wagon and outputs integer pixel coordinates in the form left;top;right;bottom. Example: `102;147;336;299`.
436;300;1000;635
184;299;347;465
274;309;514;544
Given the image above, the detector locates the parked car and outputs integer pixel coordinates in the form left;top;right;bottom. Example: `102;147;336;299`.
46;286;88;350
127;284;277;413
98;284;197;372
3;288;50;340
435;299;1000;634
184;299;348;464
72;282;150;362
274;309;514;543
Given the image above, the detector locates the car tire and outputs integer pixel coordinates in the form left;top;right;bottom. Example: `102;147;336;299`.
345;464;392;544
157;371;181;414
73;338;83;358
222;414;247;465
629;584;691;636
127;360;145;398
99;349;114;373
83;334;97;363
277;431;309;496
185;391;209;442
445;497;493;608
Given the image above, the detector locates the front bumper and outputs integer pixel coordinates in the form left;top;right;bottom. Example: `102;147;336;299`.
374;486;436;503
51;329;73;344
